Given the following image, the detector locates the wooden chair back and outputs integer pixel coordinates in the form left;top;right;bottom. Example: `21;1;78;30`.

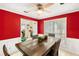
51;39;61;56
3;45;10;56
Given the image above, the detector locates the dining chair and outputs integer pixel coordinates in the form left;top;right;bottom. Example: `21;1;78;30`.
43;48;51;56
3;44;24;56
48;33;55;37
50;39;61;56
3;45;10;56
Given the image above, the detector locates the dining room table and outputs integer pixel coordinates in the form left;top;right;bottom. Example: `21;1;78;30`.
15;36;59;56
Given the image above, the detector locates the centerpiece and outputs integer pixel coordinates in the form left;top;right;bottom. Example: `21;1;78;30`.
37;34;48;43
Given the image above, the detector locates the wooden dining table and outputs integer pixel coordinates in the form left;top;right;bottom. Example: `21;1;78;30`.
15;37;59;56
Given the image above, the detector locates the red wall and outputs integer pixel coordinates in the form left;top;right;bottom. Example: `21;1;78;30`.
0;9;79;40
67;12;79;38
40;11;79;39
0;10;4;39
37;20;44;34
0;10;21;40
0;9;37;40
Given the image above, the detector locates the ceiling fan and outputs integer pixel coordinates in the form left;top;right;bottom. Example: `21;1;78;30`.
24;3;54;14
24;3;64;14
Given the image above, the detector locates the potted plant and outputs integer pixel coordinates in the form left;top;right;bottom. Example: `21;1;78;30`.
38;36;43;43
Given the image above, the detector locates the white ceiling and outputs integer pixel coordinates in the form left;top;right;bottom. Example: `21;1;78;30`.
0;3;79;19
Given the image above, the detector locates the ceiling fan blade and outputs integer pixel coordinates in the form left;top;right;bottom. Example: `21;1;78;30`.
24;3;38;13
44;3;54;8
31;3;40;10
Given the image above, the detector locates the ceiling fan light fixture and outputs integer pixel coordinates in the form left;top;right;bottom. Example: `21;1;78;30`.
38;10;43;14
37;10;43;15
